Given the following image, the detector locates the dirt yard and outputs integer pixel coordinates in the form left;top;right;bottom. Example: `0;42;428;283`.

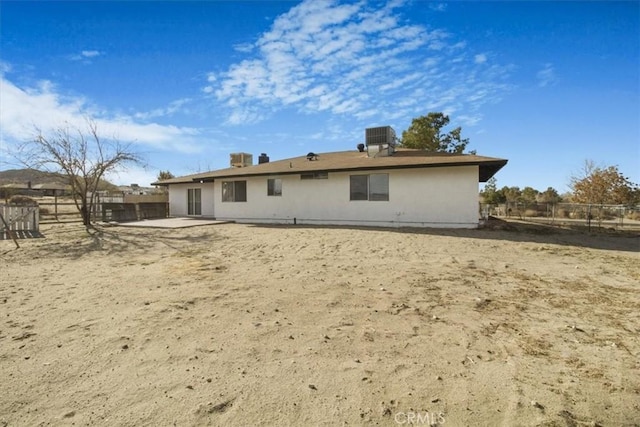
1;220;638;426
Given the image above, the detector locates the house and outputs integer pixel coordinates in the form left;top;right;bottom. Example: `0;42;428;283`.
116;184;156;195
153;127;507;229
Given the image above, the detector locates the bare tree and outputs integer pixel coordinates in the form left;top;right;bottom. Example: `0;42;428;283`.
16;119;144;226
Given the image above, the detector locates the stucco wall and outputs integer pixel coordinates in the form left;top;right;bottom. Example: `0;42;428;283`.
168;165;480;228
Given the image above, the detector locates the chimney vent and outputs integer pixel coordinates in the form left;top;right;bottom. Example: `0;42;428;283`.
258;153;270;164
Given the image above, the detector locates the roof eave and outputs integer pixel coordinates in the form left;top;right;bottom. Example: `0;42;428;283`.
167;159;509;183
479;160;508;182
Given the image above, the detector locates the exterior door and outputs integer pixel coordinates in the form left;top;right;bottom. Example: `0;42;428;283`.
187;188;202;216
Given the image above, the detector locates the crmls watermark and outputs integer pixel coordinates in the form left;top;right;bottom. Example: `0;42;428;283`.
394;411;445;425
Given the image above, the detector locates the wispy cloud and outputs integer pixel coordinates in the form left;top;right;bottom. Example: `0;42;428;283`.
0;75;203;155
104;164;161;188
202;72;217;94
69;50;103;62
474;53;488;64
81;50;101;58
429;3;447;12
0;61;11;74
536;63;557;87
233;43;254;53
209;0;512;126
134;98;193;120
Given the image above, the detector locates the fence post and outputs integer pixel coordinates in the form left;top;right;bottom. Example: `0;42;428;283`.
0;211;20;249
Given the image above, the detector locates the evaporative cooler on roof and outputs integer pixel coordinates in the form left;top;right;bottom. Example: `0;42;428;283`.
230;153;253;168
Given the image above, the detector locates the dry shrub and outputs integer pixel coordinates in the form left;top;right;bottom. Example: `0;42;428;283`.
8;195;37;206
597;212;616;221
556;208;570;218
570;210;586;219
625;211;640;221
524;209;541;217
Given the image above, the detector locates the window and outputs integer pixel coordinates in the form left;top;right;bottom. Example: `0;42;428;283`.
369;173;389;201
222;181;247;202
349;175;368;201
350;174;389;201
267;178;282;196
187;188;202;215
300;171;328;180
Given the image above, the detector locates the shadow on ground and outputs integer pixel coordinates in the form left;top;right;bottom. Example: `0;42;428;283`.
249;217;640;253
1;230;45;240
3;223;226;259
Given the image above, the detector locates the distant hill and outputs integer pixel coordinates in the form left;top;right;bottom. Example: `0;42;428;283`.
0;169;117;190
0;169;69;187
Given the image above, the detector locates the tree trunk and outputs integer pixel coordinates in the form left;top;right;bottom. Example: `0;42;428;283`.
81;203;90;226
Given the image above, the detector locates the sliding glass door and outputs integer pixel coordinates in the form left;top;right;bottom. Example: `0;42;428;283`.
187;188;202;216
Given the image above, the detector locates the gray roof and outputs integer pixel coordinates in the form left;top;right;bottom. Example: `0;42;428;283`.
153;149;508;186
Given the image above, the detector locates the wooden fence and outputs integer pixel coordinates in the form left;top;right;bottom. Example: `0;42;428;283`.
1;205;40;245
96;193;168;222
38;201;81;223
101;202;168;222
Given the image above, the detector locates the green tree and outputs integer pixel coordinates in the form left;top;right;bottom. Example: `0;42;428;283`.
538;187;562;204
400;112;470;153
157;170;175;181
156;170;175;194
480;177;505;205
502;186;521;204
570;160;639;205
15;119;143;226
501;186;521;216
521;187;539;205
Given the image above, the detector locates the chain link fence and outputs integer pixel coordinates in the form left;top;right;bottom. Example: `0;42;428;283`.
480;202;640;230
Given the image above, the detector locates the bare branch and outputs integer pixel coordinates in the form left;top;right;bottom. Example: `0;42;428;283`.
8;119;144;226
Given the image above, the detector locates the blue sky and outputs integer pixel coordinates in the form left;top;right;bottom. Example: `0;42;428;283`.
1;1;638;192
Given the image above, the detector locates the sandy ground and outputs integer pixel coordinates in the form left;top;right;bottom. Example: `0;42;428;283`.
1;220;638;426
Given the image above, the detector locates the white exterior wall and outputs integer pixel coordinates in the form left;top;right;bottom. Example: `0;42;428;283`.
168;165;480;228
